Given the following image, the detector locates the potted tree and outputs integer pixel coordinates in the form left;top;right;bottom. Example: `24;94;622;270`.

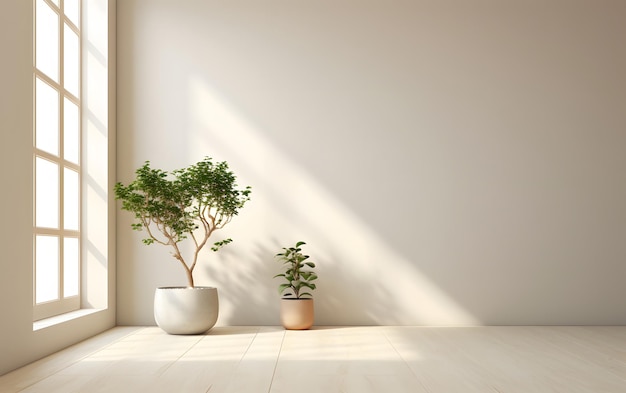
115;157;251;334
274;241;318;330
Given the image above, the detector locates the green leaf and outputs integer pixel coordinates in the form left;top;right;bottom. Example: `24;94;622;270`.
211;238;233;252
278;283;291;295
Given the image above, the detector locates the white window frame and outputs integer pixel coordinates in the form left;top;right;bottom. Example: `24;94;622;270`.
33;0;82;321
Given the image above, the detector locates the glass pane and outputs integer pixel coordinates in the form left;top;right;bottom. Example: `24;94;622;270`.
64;24;80;98
36;235;59;303
64;167;79;230
64;0;80;27
36;0;59;82
36;78;59;156
64;98;80;163
64;237;79;297
36;157;59;228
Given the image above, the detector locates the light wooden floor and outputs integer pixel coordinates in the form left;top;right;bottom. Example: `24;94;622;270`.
1;326;625;392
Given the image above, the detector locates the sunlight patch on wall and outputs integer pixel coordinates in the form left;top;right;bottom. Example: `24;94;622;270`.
186;75;479;326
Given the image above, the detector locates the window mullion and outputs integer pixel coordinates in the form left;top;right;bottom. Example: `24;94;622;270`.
33;0;84;320
58;0;66;301
34;71;61;94
42;0;59;12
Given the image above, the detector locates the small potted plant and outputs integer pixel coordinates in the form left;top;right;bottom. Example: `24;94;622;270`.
115;157;251;334
274;241;318;330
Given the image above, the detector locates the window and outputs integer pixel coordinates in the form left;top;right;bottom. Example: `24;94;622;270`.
33;0;82;321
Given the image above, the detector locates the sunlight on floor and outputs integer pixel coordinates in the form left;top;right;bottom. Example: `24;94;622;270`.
4;326;625;393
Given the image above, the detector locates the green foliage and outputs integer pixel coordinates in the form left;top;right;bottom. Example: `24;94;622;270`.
211;238;233;252
274;241;318;299
114;157;251;287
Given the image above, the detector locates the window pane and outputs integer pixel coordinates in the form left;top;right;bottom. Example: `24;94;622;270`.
64;98;80;164
36;157;59;228
64;167;79;230
36;0;59;82
64;24;80;98
35;78;59;156
36;235;59;303
64;237;79;297
64;0;80;27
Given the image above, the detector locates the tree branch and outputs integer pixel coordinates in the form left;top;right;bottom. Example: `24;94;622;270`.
140;216;169;246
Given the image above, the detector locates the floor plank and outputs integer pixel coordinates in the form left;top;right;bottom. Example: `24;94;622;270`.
271;327;427;393
1;326;625;393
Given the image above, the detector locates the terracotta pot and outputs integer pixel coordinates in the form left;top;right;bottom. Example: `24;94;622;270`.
154;287;219;335
280;298;314;330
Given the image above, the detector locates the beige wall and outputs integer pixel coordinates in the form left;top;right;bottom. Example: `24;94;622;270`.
0;0;117;375
117;0;626;327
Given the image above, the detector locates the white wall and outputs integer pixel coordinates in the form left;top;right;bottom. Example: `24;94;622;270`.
117;0;626;327
0;0;117;376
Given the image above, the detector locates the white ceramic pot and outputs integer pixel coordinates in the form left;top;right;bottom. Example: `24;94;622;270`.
280;298;314;330
154;286;219;335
